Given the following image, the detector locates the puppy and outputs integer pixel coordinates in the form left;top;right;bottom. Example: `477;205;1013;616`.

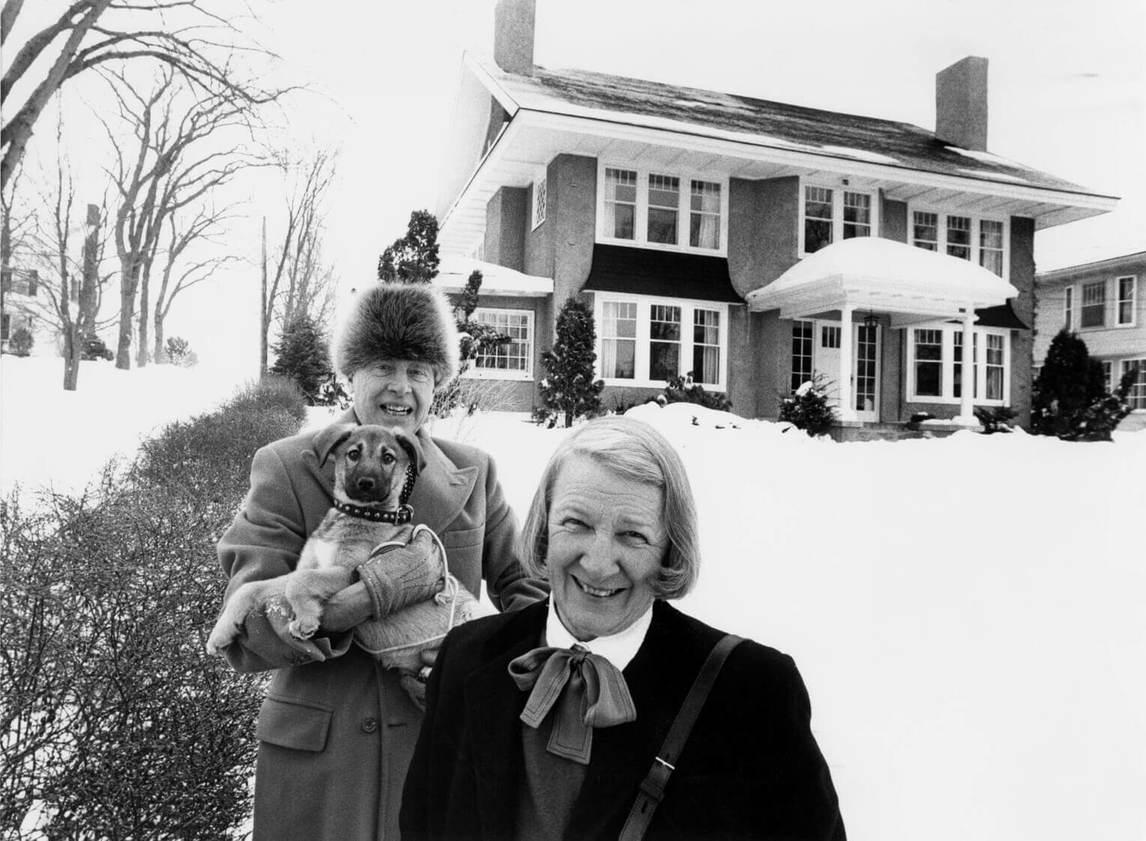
206;423;442;656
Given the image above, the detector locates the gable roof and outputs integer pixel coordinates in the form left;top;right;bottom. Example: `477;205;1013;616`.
485;63;1101;198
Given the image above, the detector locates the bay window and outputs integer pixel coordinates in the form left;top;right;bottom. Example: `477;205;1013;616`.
801;184;876;255
907;325;1011;405
910;208;1008;277
597;164;727;253
595;294;728;388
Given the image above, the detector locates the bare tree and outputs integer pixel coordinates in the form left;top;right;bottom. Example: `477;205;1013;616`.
101;67;259;368
260;147;337;375
151;201;236;362
1;0;280;193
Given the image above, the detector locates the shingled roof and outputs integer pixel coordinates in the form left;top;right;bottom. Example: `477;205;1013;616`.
485;63;1105;199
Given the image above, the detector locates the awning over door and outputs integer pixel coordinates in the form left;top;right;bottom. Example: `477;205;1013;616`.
745;237;1019;325
584;245;743;304
433;256;553;297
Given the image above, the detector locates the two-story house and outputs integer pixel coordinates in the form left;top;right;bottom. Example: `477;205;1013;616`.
433;0;1116;432
1034;251;1146;431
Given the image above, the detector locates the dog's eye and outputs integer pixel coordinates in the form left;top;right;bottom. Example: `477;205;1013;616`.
381;452;396;465
346;449;361;462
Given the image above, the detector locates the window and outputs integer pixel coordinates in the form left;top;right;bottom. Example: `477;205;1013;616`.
1117;276;1137;326
1101;360;1113;394
907;325;1010;405
913;211;938;251
690;180;721;249
693;309;721;385
821;325;841;349
647;175;680;244
791;320;813;392
801;185;875;255
604;168;637;240
532;176;547;230
1121;359;1146;410
598;164;727;253
649;304;681;380
913;329;944;397
910;209;1007;277
470;309;533;379
980;219;1005;276
601;300;637;379
596;295;728;388
1081;281;1106;328
1;313;9;341
1064;286;1074;331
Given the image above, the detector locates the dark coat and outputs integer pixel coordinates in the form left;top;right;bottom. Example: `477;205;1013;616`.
216;412;547;841
401;599;845;841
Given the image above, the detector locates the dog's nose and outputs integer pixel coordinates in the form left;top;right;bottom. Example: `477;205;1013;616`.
356;477;376;492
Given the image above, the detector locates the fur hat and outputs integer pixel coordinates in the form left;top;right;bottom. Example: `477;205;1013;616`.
335;284;459;387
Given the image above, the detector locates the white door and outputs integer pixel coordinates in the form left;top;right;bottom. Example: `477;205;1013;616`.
814;320;880;422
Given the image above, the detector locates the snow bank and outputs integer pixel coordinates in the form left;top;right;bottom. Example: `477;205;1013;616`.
4;362;1145;841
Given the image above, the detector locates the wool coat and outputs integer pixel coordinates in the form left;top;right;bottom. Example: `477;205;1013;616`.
401;599;846;841
216;411;547;841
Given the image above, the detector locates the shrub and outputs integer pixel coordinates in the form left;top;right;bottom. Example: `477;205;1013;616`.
8;325;33;356
537;298;604;428
1061;367;1135;442
662;374;732;412
974;406;1016;434
271;314;335;404
165;335;192;365
1;378;307;838
778;374;836;436
1031;329;1105;436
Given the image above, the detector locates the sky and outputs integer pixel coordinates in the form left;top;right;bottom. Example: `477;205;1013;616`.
12;0;1146;372
4;352;1145;841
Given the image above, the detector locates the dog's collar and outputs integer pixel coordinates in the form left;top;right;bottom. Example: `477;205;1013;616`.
333;501;414;524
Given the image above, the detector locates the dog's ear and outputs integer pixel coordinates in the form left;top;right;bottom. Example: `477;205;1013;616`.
392;429;426;477
315;423;357;467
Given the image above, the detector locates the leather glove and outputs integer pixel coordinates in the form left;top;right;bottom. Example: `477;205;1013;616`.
400;671;428;712
238;598;350;666
356;527;444;620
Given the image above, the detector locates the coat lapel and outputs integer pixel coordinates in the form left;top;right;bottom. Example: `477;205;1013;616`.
464;602;548;839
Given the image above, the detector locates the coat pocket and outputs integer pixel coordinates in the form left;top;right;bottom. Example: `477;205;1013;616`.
256;695;333;752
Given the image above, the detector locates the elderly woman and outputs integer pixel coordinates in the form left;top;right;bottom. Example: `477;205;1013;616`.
401;416;845;841
215;283;546;841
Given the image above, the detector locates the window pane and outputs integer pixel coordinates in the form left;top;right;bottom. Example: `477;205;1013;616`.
1123;359;1146;409
1118;277;1136;325
473;310;532;374
689;180;721;249
693;309;720;384
647;174;680;244
649;305;681;381
1081;281;1106;328
914;329;943;397
843;191;871;239
602;301;637;378
985;334;1004;400
947;216;971;260
979;219;1004;277
804;187;833;254
913;211;938;250
605;168;637;240
791;320;813;392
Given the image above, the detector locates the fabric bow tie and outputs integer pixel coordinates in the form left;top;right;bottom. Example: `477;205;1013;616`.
508;644;637;765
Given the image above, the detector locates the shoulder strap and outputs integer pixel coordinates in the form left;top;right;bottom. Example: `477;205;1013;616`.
618;633;744;841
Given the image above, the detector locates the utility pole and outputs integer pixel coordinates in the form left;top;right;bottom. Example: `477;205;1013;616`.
260;216;268;378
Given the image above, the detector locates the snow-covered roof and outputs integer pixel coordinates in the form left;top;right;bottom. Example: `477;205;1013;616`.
745;238;1018;323
432;255;553;297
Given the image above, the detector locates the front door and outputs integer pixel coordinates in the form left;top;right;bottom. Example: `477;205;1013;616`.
814;320;880;422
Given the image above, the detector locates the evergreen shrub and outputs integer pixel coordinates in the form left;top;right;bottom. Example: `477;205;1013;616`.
778;375;836;437
271;314;335;404
662;374;732;412
8;326;33;356
536;298;604;428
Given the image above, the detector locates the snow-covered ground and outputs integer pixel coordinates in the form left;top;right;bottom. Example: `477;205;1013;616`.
4;354;1145;841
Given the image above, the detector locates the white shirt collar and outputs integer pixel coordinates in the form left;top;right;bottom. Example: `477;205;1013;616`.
544;599;654;672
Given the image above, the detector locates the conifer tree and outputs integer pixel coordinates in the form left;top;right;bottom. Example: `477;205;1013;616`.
270;313;333;404
537;298;604;428
1032;328;1108;437
377;210;440;284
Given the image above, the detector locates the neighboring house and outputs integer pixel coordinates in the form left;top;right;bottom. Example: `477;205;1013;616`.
433;0;1116;431
1;268;44;355
1034;251;1146;431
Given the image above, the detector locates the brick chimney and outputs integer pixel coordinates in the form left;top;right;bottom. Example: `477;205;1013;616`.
494;0;535;75
935;56;988;151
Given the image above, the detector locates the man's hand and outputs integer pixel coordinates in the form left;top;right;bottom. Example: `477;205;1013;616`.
321;582;373;633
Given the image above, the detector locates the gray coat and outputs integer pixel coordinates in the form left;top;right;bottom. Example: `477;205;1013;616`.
217;413;546;840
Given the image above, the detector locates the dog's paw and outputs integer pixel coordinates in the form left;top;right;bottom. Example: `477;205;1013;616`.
206;622;239;656
289;616;320;640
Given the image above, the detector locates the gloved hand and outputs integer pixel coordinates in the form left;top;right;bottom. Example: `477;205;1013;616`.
400;672;428;712
356;527;445;620
236;597;348;666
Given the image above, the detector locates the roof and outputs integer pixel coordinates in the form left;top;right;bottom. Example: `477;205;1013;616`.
745;237;1019;324
1036;249;1146;283
583;245;742;304
487;63;1107;199
432;256;553;297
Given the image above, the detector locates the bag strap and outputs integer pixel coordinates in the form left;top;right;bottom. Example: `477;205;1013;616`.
618;633;744;841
